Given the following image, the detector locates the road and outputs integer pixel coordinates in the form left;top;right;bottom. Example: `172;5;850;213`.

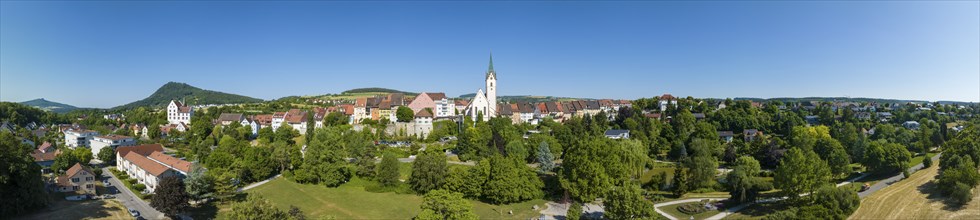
238;174;281;192
102;167;166;220
857;153;942;198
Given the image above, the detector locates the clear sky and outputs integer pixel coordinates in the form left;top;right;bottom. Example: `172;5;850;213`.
1;1;978;108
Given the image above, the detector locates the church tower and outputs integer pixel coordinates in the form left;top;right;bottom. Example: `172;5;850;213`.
485;53;497;117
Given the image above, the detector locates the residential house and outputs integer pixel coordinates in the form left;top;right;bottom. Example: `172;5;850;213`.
516;102;538;124
659;94;678;112
743;129;763;142
313;107;328;128
64;129;99;148
30;142;61;170
166;100;193;126
90;135;136;159
718;131;735;143
412;109;434;138
217;113;245;126
498;103;518;124
55;163;96;194
409;92;455;118
454;100;469;116
272;109;309;134
903;121;921;130
353;98;369;124
604;130;630;139
241;117;260;136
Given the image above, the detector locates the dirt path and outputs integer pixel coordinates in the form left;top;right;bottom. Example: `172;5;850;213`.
850;164;980;220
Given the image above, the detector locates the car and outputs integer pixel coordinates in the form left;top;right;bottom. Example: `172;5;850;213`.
859;183;871;192
103;194;116;199
129;209;140;217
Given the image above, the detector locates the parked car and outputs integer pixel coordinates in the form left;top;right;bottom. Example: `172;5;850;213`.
129;209;140;217
860;183;871;192
103;194;116;199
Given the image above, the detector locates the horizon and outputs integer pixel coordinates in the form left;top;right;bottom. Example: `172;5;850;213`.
2;1;978;108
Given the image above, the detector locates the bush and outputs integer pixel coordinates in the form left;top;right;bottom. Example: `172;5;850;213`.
134;184;146;191
364;181;414;194
950;182;974;206
127;179;138;185
923;156;933;168
677;202;707;215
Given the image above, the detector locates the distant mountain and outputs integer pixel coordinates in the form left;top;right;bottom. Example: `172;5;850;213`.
113;82;263;110
20;98;79;113
341;87;417;96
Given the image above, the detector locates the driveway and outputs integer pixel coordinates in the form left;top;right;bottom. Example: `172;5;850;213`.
103;167;166;220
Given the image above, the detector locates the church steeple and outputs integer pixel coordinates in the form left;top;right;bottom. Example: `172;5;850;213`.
486;52;496;79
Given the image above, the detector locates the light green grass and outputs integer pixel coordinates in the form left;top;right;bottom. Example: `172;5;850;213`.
909;153;937;167
246;177;546;219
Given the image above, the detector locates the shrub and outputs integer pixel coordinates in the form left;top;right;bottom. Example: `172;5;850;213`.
134;184;146;191
677;203;707;215
923;156;933;168
127;179;138;185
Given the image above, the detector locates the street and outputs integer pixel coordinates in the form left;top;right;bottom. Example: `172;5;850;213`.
102;167;166;220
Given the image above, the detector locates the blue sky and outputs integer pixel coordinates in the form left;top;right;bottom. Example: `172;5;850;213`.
1;1;978;108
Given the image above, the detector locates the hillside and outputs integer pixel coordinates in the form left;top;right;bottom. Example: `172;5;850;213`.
20;98;79;113
733;97;976;105
113;82;263;110
341;88;417;96
457;93;587;103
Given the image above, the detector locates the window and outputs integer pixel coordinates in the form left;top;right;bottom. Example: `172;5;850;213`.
72;178;79;182
73;186;79;190
86;177;94;181
86;184;93;189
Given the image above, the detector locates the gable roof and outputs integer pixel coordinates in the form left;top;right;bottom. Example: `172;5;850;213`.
286;109;308;123
31;149;61;162
116;144;163;158
65;163;91;178
148;151;192;173
38;142;54;152
124;152;171;177
218;113;244;122
604;129;630;136
415;109;434;118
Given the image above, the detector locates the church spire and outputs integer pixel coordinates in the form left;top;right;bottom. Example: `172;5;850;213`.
486;52;496;79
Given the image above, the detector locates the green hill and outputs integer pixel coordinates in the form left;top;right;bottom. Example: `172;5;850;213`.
20;98;79;113
113;82;263;110
341;87;417;96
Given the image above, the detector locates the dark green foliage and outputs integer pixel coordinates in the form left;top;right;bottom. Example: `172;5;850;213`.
604;185;662;219
566;201;582;220
414;190;478;220
0;132;48;216
678;202;707;215
863;140;912;175
409;150;448;193
672;163;688;197
811;185;860;220
727;156;769;204
291;127;352;187
936;124;980;207
560;138;630;202
949;182;974;206
114;82;262;110
923;155;933;168
775;148;831;198
288;205;306;220
0;102;66;125
98;147;116;164
481;156;544;204
396;106;415;122
151;176;190;218
536;141;555;172
342;87;416;95
226;196;294;219
376;153;401;187
52;148;93;173
184;165;214;201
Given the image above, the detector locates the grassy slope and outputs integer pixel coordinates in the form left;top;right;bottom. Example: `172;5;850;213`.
849;164;980;220
246;178;546;219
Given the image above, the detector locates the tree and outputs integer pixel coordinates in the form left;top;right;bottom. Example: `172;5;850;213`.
775;148;831;198
415;190;478;220
559;138;629;202
727;156;769;204
184;165;214;201
52;148;83;173
566;201;583;220
98;147;116;164
604;185;661;219
288;205;306;220
226;196;293;220
862;140;911;174
672;163;688;197
536;141;555;172
0;132;48;216
409;150;448;193
811;185;861;220
376;153;401;187
151;176;190;218
481;156;544;204
396;106;415;122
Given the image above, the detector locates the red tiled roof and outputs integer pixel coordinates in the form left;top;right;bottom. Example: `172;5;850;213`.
124;152;171;177
148;151;192;173
31;149;61;162
286;109;308;123
426;92;447;101
116;144;163;158
38;142;53;152
660;94;675;100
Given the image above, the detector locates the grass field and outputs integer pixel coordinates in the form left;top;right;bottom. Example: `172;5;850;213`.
661;202;721;220
910;153;937;167
849;164;980;220
16;196;130;220
245;177;547;219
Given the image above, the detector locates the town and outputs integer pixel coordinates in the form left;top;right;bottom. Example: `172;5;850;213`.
2;1;979;220
2;54;979;220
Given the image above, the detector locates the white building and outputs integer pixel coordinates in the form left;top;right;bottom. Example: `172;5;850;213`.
167;100;193;126
90;135;136;158
64;129;99;148
465;54;498;122
115;144;192;193
272;109;308;134
412;110;434;138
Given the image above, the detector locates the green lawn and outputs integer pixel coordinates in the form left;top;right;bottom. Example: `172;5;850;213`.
661;202;721;220
244;177;547;219
910;153;937;167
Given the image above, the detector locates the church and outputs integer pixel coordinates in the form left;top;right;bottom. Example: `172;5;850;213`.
464;54;497;122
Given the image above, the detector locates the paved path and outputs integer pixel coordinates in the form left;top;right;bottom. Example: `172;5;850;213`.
857;153;941;198
238;174;282;192
103;167;166;220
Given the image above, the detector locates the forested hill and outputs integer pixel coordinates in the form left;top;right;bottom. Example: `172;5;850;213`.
19;98;79;113
734;97;976;105
113;82;263;110
341;87;417;95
